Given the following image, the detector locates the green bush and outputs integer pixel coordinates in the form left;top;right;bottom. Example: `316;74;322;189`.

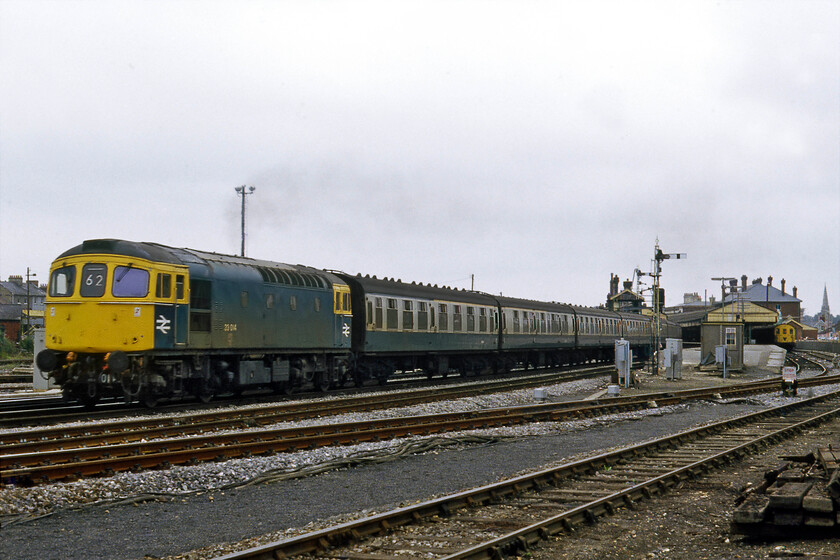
0;336;14;358
19;336;34;353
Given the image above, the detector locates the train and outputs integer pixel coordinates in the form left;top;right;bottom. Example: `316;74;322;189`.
35;239;681;407
774;323;797;350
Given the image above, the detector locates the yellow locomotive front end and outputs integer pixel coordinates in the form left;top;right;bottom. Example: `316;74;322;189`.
37;246;189;406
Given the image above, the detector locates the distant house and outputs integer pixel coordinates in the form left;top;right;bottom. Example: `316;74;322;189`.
0;276;47;310
0;275;47;336
606;275;645;313
725;276;801;321
0;304;22;342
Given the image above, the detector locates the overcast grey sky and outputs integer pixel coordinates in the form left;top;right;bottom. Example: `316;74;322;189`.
1;0;838;315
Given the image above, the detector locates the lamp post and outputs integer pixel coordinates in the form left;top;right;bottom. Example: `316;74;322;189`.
235;185;255;257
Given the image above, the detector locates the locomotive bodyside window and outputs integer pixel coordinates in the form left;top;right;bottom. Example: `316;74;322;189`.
189;279;211;332
49;265;76;297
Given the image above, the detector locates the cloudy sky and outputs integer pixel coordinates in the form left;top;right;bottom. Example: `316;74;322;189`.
1;0;837;316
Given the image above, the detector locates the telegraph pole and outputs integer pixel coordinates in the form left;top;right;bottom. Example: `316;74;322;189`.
235;185;255;256
25;267;36;335
652;240;686;374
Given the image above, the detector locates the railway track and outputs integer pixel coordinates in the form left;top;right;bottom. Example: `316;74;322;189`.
213;389;840;560
0;363;614;427
4;370;840;486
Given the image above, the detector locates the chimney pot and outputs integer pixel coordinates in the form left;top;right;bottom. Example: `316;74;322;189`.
781;279;786;295
768;275;773;286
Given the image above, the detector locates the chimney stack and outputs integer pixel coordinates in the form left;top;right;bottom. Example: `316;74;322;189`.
793;286;798;298
768;275;773;287
741;275;747;291
781;279;786;295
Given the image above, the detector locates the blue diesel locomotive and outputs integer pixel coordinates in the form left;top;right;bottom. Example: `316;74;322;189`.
36;239;674;406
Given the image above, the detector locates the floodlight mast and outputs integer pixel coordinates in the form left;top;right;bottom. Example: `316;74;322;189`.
235;185;256;256
652;240;686;374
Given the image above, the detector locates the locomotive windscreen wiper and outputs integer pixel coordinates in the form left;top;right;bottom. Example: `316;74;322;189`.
116;263;133;282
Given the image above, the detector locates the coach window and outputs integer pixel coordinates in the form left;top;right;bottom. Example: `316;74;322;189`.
540;313;547;334
80;263;108;297
418;302;428;330
438;304;448;331
49;265;76;297
367;300;374;327
403;300;414;330
375;298;384;329
466;307;475;331
113;266;149;298
512;310;520;333
387;298;398;330
155;273;172;299
529;312;537;334
479;308;487;332
453;305;463;332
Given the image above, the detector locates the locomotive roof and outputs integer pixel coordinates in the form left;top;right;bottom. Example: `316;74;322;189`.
57;239;340;285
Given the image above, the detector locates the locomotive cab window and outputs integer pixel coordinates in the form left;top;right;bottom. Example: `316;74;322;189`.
155;273;172;299
80;263;107;297
49;265;76;297
112;266;149;298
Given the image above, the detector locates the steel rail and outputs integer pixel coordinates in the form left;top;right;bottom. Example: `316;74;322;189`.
4;373;840;485
0;366;611;447
212;390;840;560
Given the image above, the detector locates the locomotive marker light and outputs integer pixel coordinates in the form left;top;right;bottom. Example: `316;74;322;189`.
235;185;256;256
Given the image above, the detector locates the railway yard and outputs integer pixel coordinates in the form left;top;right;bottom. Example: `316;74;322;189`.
1;350;840;560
